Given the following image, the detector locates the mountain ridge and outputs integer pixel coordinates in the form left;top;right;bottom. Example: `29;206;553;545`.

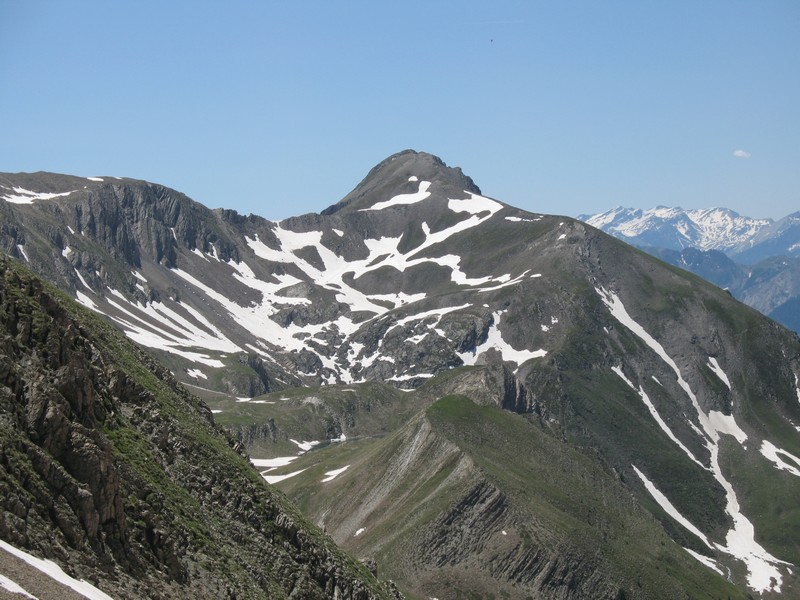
2;152;800;597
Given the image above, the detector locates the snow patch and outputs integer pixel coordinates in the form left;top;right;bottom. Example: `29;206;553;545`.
16;244;29;262
86;177;103;182
355;528;366;536
61;246;73;259
73;270;93;291
191;248;210;262
458;310;546;373
633;466;713;549
760;440;800;477
361;180;432;211
264;469;306;484
0;574;37;599
0;539;114;600
321;465;350;482
251;456;298;469
796;374;800;406
448;193;503;216
75;291;99;311
290;439;321;453
684;548;724;576
612;367;704;468
186;368;206;380
707;357;731;390
1;187;76;204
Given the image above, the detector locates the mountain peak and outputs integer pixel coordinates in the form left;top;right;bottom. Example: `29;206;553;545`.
321;150;481;215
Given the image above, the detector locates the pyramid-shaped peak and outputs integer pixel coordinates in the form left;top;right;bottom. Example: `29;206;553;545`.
322;150;481;215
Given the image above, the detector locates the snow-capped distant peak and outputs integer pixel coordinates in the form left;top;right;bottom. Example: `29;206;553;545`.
582;206;773;253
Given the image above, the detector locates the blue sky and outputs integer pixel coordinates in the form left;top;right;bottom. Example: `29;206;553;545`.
1;1;798;220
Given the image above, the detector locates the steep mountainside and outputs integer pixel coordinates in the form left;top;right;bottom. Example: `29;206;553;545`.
0;254;398;599
3;152;800;598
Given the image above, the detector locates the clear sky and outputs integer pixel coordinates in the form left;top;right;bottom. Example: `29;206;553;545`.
1;1;798;221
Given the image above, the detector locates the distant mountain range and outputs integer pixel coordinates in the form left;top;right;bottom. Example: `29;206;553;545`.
580;206;800;333
2;152;800;598
580;206;800;261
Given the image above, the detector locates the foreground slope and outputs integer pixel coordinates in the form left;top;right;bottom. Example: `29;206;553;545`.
0;254;398;599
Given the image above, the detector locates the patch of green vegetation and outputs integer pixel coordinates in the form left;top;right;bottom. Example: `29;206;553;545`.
425;395;746;599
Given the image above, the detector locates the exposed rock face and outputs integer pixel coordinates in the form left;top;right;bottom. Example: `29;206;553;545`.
0;255;399;599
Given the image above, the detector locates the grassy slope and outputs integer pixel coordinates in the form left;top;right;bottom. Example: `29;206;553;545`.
274;390;746;599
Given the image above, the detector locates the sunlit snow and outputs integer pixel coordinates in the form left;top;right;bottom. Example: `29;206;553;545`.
1;187;76;204
0;539;114;600
0;574;36;598
633;466;713;548
321;465;350;482
760;440;800;477
707;357;731;390
16;244;29;262
75;290;99;311
612;367;704;468
74;269;92;291
264;469;307;484
796;374;800;405
361;180;432;211
290;439;321;453
457;310;546;373
251;456;298;469
684;548;724;576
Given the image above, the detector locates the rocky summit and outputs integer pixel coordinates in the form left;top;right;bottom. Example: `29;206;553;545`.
1;151;800;599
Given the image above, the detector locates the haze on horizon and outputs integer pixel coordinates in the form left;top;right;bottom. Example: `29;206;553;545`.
1;1;798;221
